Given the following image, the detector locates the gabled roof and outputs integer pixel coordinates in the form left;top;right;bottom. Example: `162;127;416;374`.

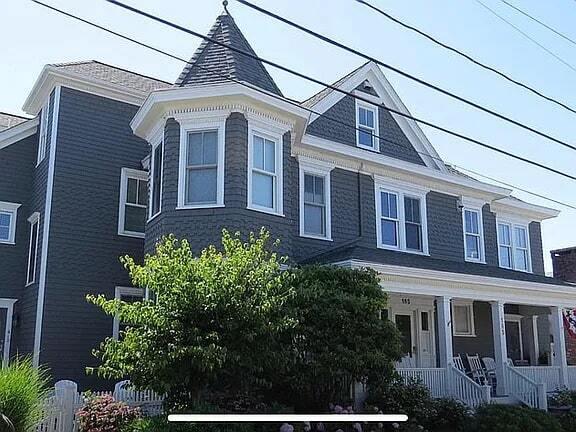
175;13;282;96
0;112;30;131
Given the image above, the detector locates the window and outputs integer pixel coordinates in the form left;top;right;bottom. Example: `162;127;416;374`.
498;221;531;272
463;208;484;262
452;301;475;337
37;102;50;165
149;141;163;219
299;160;332;240
118;168;147;238
113;287;144;340
356;101;378;149
248;132;282;214
375;183;428;254
421;311;429;331
26;213;40;286
0;201;21;245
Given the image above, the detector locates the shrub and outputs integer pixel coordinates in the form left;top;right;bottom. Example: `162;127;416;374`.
77;394;141;432
426;398;471;431
469;404;563;432
550;389;576;407
0;357;50;432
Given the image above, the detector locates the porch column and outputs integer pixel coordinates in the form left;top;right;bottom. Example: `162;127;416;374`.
491;301;508;396
550;306;569;388
436;296;453;368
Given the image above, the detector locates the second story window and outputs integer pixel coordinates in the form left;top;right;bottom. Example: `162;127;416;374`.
0;201;21;245
37;102;50;165
404;197;422;251
356;101;378;150
26;212;40;286
299;160;332;240
248;132;283;214
463;208;484;263
149;141;163;219
498;221;531;272
118;168;147;238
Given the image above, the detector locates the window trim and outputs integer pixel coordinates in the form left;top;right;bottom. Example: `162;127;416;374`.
298;159;333;241
148;138;164;221
452;300;476;337
177;119;226;210
112;286;144;340
496;218;532;273
118;168;148;239
355;100;379;151
26;212;40;287
374;179;429;255
462;206;486;263
0;201;21;245
37;102;49;166
247;126;284;216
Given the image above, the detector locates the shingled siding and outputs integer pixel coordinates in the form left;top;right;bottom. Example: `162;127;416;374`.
41;87;146;389
482;204;499;267
529;222;545;276
426;192;464;262
305;94;425;165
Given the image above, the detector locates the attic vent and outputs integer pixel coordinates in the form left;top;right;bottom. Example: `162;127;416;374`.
362;80;373;91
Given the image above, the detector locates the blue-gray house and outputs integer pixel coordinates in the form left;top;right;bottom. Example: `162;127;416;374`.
1;12;575;408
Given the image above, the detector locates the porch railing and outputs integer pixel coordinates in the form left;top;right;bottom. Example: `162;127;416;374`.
447;365;491;409
568;366;576;390
397;368;448;398
504;364;547;410
516;366;562;392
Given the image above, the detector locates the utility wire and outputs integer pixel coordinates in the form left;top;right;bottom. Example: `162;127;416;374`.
353;0;576;116
30;0;576;200
497;0;576;47
473;0;576;74
97;0;576;182
234;0;576;153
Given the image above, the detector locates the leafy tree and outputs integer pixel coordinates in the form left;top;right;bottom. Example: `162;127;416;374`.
87;229;296;408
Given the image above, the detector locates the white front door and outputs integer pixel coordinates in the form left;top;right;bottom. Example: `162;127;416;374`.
417;310;435;368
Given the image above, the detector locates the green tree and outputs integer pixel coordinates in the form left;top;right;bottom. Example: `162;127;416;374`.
87;229;296;409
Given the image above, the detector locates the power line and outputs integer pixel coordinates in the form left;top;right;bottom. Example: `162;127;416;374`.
497;0;576;47
234;0;576;154
98;0;576;182
353;0;576;117
473;0;576;74
30;0;576;211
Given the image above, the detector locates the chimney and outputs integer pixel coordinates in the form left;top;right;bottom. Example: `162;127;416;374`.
551;247;576;283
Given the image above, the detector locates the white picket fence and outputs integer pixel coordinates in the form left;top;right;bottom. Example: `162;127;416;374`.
37;380;164;432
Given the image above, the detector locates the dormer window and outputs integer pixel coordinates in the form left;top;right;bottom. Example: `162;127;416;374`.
356;101;379;150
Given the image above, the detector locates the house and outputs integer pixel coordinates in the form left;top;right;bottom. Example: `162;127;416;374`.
1;10;575;408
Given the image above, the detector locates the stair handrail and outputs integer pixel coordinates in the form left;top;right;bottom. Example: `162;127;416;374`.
447;364;491;408
504;364;547;410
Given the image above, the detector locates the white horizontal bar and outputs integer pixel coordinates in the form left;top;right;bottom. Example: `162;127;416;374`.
168;414;407;423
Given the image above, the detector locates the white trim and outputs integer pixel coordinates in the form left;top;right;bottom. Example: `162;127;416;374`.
118;168;148;238
148;134;164;221
25;212;40;287
505;314;524;361
112;286;144;340
491;197;559;221
374;178;429;254
0;201;22;245
298;157;333;240
0;298;17;366
0;118;38;150
33;85;61;367
532;315;540;363
247;125;284;216
462;206;486;264
452;300;476;337
496;219;532;273
177;117;226;209
355;99;379;151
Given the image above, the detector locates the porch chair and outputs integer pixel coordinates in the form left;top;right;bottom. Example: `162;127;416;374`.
466;354;488;385
452;354;466;373
481;357;497;392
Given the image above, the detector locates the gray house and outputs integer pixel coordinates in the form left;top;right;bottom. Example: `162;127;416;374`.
1;11;576;407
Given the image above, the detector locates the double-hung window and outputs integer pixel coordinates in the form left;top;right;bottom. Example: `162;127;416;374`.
452;301;475;337
498;221;531;272
0;201;21;245
149;141;163;219
118;168;147;238
26;212;40;286
463;208;484;262
37;102;50;165
299;160;332;240
356;101;378;150
404;197;422;251
380;191;399;247
113;286;144;340
249;132;282;214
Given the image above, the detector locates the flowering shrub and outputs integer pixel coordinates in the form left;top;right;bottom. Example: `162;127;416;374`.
77;394;141;432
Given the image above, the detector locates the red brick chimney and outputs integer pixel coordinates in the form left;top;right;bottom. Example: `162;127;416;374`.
551;247;576;283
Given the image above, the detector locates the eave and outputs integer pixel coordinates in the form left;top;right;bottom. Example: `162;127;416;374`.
0;118;39;150
491;197;560;222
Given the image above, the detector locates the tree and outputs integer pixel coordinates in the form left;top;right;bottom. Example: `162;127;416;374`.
87;229;296;408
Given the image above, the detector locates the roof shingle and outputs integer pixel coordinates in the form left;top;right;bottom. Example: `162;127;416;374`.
0;112;30;132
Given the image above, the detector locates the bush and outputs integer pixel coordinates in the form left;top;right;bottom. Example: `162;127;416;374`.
427;398;471;431
0;357;50;432
550;389;576;407
469;404;563;432
77;394;141;432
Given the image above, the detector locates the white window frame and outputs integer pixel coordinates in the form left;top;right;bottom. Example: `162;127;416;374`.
26;212;40;287
298;159;332;241
118;168;148;239
0;201;21;245
247;126;284;216
374;178;428;254
112;286;144;340
177;119;226;209
37;102;49;165
355;100;379;151
452;300;476;337
148;138;164;221
496;217;532;273
462;206;485;263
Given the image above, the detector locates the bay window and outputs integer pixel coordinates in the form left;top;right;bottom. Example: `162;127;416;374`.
118;168;147;238
249;131;282;214
149;141;163;219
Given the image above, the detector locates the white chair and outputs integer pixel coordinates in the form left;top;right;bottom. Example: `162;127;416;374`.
482;357;497;389
466;354;487;385
453;354;466;373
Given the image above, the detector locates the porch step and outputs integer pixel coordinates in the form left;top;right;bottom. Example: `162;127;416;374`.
491;396;520;405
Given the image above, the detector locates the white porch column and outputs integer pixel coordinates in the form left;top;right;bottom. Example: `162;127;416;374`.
491;301;508;396
550;306;569;388
436;296;453;368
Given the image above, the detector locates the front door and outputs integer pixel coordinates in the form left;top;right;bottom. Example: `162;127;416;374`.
418;310;435;368
506;320;524;362
395;313;415;366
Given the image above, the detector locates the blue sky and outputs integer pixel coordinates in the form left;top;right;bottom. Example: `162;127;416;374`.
3;0;576;272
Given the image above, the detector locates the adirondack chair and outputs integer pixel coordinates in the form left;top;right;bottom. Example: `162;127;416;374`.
453;354;466;373
467;354;488;385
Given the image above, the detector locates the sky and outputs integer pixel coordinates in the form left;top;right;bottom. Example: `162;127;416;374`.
2;0;576;272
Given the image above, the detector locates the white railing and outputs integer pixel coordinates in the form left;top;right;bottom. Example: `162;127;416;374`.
447;365;491;409
517;366;562;392
397;368;448;398
568;366;576;390
504;364;547;410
